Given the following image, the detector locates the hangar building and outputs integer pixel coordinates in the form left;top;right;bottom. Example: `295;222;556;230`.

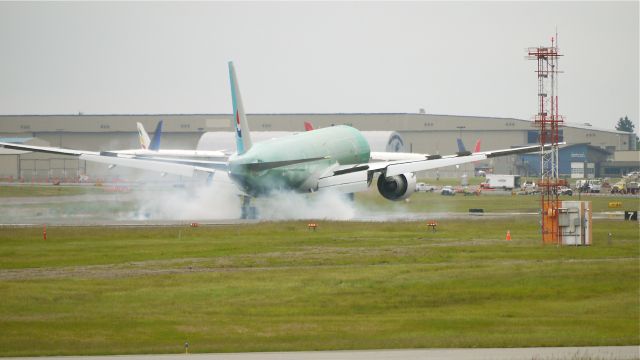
0;113;636;181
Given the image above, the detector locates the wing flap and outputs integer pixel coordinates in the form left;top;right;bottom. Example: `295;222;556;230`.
385;154;487;177
79;154;207;177
0;142;98;157
318;170;369;193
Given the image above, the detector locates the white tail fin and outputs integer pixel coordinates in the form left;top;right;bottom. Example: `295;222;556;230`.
136;122;151;150
228;61;253;155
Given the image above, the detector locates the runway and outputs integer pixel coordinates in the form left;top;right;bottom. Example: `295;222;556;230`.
0;184;634;225
4;346;639;360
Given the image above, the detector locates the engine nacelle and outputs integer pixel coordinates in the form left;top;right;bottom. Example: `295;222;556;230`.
376;173;416;201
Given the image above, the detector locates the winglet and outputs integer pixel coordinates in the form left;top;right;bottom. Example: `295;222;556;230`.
474;139;481;153
136;122;151;150
149;120;163;151
228;62;253;155
304;121;314;131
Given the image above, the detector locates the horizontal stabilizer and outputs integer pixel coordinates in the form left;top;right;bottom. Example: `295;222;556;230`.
243;156;328;172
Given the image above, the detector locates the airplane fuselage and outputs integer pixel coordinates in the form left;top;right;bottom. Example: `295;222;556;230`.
228;125;370;196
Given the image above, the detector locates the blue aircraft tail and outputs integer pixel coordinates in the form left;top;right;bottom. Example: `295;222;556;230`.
456;138;466;153
149;120;163;151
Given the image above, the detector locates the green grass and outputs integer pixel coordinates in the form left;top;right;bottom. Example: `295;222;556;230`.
0;219;638;356
357;188;640;214
0;185;108;197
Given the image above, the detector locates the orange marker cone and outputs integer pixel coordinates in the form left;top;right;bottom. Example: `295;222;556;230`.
506;230;511;241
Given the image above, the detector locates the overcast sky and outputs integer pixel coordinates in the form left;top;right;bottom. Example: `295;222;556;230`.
0;1;637;132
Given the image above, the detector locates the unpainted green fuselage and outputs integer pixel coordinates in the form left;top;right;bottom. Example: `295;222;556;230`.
228;125;370;196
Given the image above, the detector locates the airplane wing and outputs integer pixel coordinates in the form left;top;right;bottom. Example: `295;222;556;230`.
0;142;99;157
370;152;430;161
0;141;220;177
326;144;553;179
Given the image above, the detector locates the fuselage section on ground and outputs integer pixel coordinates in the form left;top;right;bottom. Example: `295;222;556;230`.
229;125;370;196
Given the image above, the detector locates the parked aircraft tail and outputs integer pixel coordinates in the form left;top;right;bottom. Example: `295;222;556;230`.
456;138;467;153
149;120;163;151
136;122;151;150
228;61;253;155
136;121;163;151
457;138;481;154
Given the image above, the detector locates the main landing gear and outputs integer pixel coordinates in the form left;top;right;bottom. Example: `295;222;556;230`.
240;196;258;220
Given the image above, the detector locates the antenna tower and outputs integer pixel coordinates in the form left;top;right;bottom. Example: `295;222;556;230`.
527;34;565;244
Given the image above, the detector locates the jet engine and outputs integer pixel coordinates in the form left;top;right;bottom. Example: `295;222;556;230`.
376;173;416;201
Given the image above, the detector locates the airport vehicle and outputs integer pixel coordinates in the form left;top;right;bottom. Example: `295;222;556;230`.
558;186;573;196
0;62;545;218
611;180;639;194
575;179;602;193
441;186;455;196
480;174;521;190
610;172;639;194
521;181;538;194
416;183;437;192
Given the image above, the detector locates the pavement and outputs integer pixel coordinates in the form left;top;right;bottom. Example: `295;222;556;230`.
4;346;639;360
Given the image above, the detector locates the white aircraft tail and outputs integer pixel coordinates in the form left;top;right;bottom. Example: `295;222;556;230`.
136;122;151;150
228;61;253;155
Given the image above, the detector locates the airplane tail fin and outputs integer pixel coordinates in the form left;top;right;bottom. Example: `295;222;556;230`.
149;120;163;151
474;139;481;153
304;121;314;131
228;61;253;155
136;122;151;150
456;138;466;153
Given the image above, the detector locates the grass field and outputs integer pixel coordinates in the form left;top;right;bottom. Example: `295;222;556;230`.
0;185;107;197
356;189;640;214
0;218;638;356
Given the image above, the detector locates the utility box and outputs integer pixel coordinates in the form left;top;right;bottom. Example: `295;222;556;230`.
558;201;592;246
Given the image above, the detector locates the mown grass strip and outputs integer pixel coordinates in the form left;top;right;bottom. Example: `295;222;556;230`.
0;219;637;356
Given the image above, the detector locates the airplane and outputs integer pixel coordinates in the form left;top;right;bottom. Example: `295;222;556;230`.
306;122;474;162
0;61;551;218
138;120;162;151
456;138;481;154
112;120;228;159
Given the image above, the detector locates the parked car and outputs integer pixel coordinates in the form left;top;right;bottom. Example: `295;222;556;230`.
521;181;539;194
558;186;573;196
441;186;455;196
416;183;437;192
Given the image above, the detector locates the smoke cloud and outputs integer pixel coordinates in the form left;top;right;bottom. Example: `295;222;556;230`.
255;190;356;221
125;184;358;221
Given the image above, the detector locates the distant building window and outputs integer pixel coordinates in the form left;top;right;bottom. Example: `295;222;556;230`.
180;124;190;129
100;124;110;129
604;168;620;175
527;130;563;144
